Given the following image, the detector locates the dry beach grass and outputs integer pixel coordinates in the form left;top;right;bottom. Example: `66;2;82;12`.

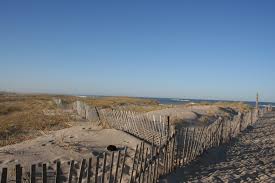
0;93;163;147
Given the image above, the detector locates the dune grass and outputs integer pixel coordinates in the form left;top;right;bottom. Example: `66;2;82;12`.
214;101;252;112
185;101;252;112
0;94;163;147
57;95;164;112
80;96;159;108
0;95;72;147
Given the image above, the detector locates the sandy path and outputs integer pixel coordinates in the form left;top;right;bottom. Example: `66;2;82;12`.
0;123;141;170
161;112;275;183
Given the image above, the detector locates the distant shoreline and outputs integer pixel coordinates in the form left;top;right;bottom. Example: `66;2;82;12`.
75;95;275;107
1;91;274;107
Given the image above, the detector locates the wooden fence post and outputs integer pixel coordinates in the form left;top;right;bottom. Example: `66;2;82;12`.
239;113;243;132
42;164;47;183
171;133;176;172
55;161;61;183
163;116;170;175
30;164;36;183
16;164;22;183
68;160;74;183
167;116;170;138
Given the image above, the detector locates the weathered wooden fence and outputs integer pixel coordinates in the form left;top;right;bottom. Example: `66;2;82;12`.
1;107;270;183
0;147;130;183
99;109;171;146
72;101;100;123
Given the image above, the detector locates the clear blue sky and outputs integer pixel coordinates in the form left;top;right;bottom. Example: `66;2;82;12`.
0;0;274;102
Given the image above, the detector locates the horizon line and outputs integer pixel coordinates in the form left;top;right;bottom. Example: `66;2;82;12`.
1;89;274;104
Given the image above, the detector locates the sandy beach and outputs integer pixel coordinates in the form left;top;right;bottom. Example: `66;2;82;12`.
160;112;275;183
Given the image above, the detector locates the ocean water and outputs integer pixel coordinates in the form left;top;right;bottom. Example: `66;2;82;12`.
77;95;275;108
144;97;275;108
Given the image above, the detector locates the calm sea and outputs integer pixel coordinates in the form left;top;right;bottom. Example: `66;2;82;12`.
78;95;275;108
143;97;275;108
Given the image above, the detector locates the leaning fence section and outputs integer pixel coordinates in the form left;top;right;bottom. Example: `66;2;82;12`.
99;109;170;146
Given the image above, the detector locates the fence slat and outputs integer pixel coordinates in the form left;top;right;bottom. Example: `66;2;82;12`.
31;164;36;183
87;158;92;183
68;160;74;183
138;142;145;182
42;164;47;183
108;152;115;183
78;159;86;183
119;147;128;183
55;161;61;183
1;168;7;183
114;150;121;183
130;145;139;183
182;128;188;166
95;156;99;183
101;153;107;183
171;133;176;172
16;164;22;183
141;148;149;183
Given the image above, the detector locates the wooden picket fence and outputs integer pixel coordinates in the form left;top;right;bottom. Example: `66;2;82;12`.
0;148;130;183
0;107;270;183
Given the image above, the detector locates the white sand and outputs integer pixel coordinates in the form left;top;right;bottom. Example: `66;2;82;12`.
0;123;142;170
